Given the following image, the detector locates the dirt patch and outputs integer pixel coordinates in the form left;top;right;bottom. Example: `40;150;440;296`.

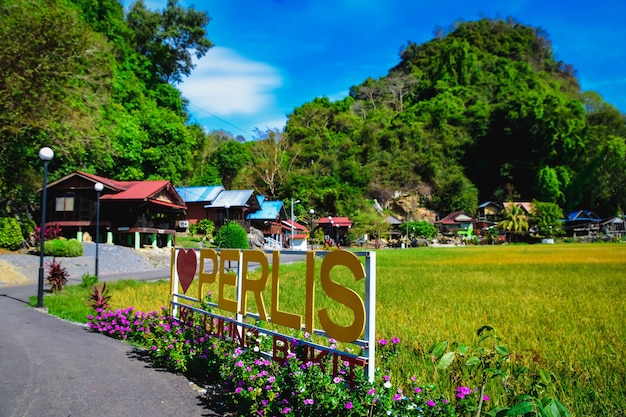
0;260;30;285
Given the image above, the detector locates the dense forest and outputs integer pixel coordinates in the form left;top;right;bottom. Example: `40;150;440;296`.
1;0;625;227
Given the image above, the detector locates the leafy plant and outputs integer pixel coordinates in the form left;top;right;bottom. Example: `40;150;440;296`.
43;238;83;257
34;224;63;245
81;273;98;288
87;283;111;311
195;218;215;238
214;221;249;249
0;217;23;250
430;326;571;417
46;258;69;293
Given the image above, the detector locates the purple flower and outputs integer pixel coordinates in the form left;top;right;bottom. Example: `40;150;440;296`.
456;386;472;399
378;339;388;346
391;337;400;344
414;387;422;394
483;395;490;402
303;398;314;405
393;394;402;401
427;400;436;407
281;407;291;414
345;402;353;409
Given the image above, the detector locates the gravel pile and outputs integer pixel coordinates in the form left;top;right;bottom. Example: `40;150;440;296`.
0;242;171;285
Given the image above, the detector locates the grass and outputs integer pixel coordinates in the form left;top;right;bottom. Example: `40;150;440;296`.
36;242;626;416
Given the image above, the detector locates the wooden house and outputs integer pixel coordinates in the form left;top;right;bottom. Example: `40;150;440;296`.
435;211;475;237
600;216;626;239
44;171;186;248
563;210;602;237
203;189;261;232
175;185;224;229
316;216;353;247
247;196;287;247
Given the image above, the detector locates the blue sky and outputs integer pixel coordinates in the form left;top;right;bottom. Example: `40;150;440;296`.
139;0;626;140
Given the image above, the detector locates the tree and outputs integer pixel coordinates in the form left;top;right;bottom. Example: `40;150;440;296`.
249;129;297;198
126;0;213;84
497;203;529;241
400;220;438;240
530;200;564;238
214;221;249;249
210;141;252;189
0;0;114;216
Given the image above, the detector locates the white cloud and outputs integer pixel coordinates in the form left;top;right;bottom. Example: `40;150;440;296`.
179;47;283;117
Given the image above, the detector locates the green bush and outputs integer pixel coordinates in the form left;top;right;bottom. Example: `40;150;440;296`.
196;219;215;238
20;218;36;240
214;221;249;249
44;238;84;257
0;217;23;251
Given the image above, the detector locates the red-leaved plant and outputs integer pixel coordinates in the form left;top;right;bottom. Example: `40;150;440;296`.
45;258;68;293
88;283;111;311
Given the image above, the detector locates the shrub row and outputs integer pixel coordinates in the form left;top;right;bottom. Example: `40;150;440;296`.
44;238;83;257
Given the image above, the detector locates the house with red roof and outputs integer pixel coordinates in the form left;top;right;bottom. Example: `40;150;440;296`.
44;171;186;248
316;216;353;247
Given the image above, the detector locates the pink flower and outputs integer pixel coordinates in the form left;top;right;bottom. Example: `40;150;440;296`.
378;339;388;346
303;398;314;405
391;337;400;344
483;395;490;402
427;400;436;407
345;402;353;410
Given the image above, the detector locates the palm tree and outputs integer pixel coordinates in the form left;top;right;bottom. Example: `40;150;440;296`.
497;203;529;242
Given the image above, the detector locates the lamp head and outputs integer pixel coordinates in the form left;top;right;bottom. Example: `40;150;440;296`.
309;208;315;215
94;182;104;192
39;147;54;161
224;203;230;209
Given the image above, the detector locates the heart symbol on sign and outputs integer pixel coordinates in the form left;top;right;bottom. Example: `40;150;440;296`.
176;248;197;294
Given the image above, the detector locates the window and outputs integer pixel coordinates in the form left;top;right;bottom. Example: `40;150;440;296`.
55;194;75;212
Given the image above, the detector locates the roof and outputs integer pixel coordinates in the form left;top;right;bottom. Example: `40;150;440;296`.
282;219;309;232
436;211;474;224
47;171;186;209
600;216;625;226
385;215;403;225
175;185;224;203
247;199;285;220
566;210;601;222
503;202;533;214
316;216;353;227
204;189;261;211
478;201;503;209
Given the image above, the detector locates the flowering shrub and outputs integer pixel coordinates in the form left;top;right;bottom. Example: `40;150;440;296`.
87;307;571;417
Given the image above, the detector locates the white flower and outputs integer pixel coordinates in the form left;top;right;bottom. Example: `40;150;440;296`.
384;381;392;389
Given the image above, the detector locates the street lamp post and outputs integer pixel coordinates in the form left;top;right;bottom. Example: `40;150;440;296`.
328;216;334;246
37;147;54;308
94;182;103;279
309;208;314;248
224;203;230;248
224;203;231;269
290;198;300;249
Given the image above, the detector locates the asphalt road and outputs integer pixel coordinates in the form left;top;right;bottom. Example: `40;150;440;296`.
0;269;223;417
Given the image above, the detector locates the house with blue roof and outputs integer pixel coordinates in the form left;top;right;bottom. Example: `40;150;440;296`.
563;210;601;237
175;185;224;229
247;196;287;239
203;189;261;231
